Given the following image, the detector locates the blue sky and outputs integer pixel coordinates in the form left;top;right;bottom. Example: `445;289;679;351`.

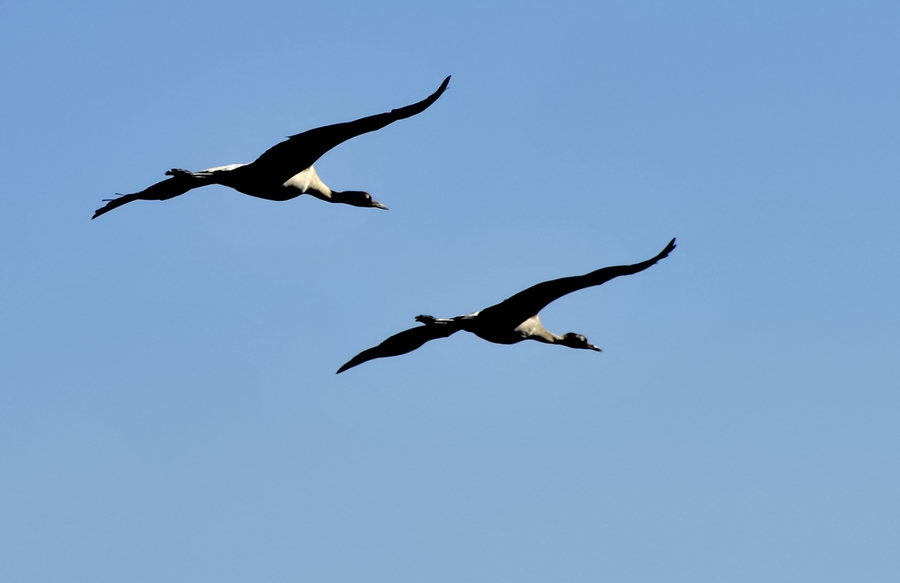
1;1;899;581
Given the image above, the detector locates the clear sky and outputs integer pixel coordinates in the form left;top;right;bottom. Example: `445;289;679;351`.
1;1;898;581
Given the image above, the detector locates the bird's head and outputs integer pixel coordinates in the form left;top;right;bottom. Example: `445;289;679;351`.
336;190;389;210
560;333;602;352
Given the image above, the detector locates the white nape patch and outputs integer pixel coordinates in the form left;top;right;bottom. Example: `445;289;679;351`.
282;165;331;196
201;163;247;172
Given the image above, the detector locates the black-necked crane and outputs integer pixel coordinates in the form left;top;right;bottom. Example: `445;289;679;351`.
337;238;676;373
92;76;450;219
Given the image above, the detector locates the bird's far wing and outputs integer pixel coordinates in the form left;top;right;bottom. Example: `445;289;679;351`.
91;174;200;219
479;238;677;327
337;317;460;374
251;76;450;180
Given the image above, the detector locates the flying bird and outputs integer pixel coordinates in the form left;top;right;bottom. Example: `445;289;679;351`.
92;76;451;219
337;238;676;373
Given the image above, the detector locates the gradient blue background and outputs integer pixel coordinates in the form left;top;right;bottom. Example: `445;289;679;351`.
2;1;898;581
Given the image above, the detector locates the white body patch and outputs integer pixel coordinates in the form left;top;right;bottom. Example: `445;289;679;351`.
514;315;543;337
282;165;331;197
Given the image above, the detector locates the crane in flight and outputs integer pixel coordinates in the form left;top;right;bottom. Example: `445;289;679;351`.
338;238;676;373
93;76;450;219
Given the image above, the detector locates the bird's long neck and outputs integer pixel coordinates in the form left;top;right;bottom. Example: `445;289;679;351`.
327;190;361;205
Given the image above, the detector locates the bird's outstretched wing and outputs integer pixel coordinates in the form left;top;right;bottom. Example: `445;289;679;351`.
478;238;677;328
92;173;201;219
337;317;461;374
252;76;450;183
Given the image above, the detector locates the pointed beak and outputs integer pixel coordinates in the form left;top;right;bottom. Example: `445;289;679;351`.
371;200;389;210
588;342;602;352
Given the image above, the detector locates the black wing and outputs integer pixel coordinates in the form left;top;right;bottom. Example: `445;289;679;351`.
92;173;202;219
251;76;450;183
337;318;461;374
478;238;677;328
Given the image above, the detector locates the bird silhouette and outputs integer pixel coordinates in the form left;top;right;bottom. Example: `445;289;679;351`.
92;76;450;219
337;238;676;373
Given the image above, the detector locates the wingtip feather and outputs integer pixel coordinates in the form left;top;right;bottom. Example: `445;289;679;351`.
660;237;677;258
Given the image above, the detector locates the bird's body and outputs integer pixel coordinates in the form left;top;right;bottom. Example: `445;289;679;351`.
214;163;330;202
337;238;677;373
426;313;566;345
92;76;450;219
